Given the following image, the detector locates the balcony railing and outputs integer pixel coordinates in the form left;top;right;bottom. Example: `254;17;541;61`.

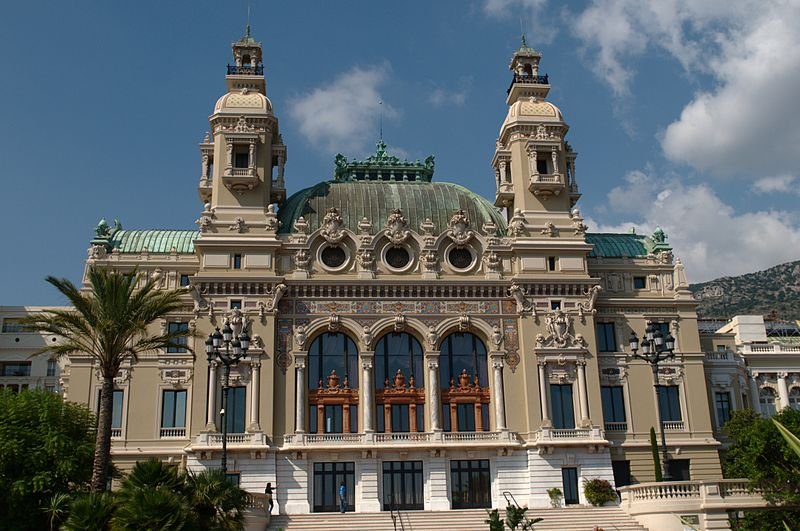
375;432;431;443
531;173;563;184
507;73;549;94
663;421;685;431
705;351;731;361
160;427;186;438
193;432;267;447
282;431;516;447
742;343;800;354
226;65;264;75
536;426;607;447
110;428;122;438
604;422;628;432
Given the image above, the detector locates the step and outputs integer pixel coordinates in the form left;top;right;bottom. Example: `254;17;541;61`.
255;507;647;531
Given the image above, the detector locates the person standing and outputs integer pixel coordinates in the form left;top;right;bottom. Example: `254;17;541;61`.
338;481;347;513
264;482;275;515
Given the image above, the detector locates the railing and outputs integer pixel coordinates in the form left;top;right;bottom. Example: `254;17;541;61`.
305;433;362;444
663;421;684;431
531;173;563;184
443;431;500;442
282;430;515;446
621;479;766;504
742;343;800;353
507;73;549;94
110;428;122;438
551;428;591;438
375;432;431;443
705;351;731;360
209;433;248;444
228;168;255;177
604;422;628;432
536;426;607;445
160;427;186;438
226;65;264;75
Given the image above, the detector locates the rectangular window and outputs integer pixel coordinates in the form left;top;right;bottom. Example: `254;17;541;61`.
167;322;189;353
382;461;423;511
562;467;579;505
46;359;57;377
442;404;451;432
601;385;626;423
550;300;561;310
536;159;549;174
2;362;31;377
451;460;491;509
97;389;125;430
655;322;671;338
376;404;385;433
596;322;617;352
161;389;187;428
229;300;242;310
716;344;727;352
232;254;242;269
391;404;410;433
349;405;358;434
324;405;343;434
225;473;241;487
550;384;575;429
309;405;318;433
179;274;191;287
1;318;26;333
314;462;356;513
633;276;647;289
222;386;246;433
233;148;249;169
657;385;682;422
547;256;557;271
612;460;631;488
456;403;475;432
715;391;732;427
667;459;691;481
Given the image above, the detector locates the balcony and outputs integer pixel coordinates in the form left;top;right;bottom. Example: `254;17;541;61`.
528;173;565;199
741;343;800;354
282;431;517;448
506;73;549;94
160;427;186;438
494;182;515;208
604;421;628;432
535;426;608;451
222;167;258;192
192;431;268;448
110;428;122;439
663;421;685;431
226;65;264;76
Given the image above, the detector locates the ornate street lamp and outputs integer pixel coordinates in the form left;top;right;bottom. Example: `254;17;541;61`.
629;322;676;481
205;323;250;476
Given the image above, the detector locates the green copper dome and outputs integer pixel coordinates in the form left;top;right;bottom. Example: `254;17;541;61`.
278;180;506;236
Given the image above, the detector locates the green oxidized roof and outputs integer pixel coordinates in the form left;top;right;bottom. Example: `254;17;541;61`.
278;181;506;235
586;232;670;258
108;230;199;254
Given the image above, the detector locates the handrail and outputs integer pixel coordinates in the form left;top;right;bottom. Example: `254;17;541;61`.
389;494;405;531
502;491;536;529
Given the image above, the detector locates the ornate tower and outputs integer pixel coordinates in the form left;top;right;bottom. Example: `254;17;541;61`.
197;27;287;224
492;38;580;225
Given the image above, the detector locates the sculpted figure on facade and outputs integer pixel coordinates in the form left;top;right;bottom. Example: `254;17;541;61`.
421;251;438;273
294;249;310;271
541;222;558;237
384;208;410;245
361;325;373;350
446;209;474;246
358;217;373;246
508;209;527;237
264;203;281;232
188;284;209;314
491;325;503;349
570;208;588;236
88;244;107;259
356;249;375;270
262;283;287;314
320;207;345;244
426;326;439;350
536;309;584;348
226;307;250;337
508;282;534;314
229;217;246;233
420;218;436;247
294;324;307;351
578;285;602;315
483;250;503;274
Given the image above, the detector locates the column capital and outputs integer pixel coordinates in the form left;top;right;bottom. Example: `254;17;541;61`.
778;371;789;379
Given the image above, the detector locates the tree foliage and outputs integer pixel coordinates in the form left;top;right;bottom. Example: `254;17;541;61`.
649;426;663;482
24;267;190;491
0;389;95;531
724;408;800;529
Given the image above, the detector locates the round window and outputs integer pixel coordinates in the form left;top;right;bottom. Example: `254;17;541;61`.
385;247;411;269
448;247;474;269
320;246;347;268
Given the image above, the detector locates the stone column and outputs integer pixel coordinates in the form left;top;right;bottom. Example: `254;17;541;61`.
778;372;790;410
749;371;762;415
528;147;538;178
426;353;442;431
361;352;375;433
206;361;218;430
490;353;507;431
294;353;307;433
225;141;233;174
538;361;551;427
576;360;590;427
248;141;256;172
551;148;558;175
248;361;261;431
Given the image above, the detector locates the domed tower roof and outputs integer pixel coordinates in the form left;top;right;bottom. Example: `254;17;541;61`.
278;141;506;235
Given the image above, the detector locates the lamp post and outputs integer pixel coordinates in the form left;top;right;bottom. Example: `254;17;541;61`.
629;322;676;481
205;323;250;476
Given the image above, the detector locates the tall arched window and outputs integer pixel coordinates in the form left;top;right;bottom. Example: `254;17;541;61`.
307;333;359;433
760;387;777;418
375;332;424;433
439;332;490;432
790;387;800;411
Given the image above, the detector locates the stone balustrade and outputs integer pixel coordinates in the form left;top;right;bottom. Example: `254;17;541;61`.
742;343;800;354
535;426;607;448
619;479;768;530
193;431;268;447
282;430;516;448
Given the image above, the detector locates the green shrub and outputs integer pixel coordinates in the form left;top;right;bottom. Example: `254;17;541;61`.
583;478;616;507
546;487;563;508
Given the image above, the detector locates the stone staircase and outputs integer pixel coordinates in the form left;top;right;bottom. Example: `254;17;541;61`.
255;506;648;531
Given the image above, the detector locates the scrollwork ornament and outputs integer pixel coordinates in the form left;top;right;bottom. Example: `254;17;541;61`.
320;207;345;244
446;209;474;246
508;209;527;237
384;208;410;245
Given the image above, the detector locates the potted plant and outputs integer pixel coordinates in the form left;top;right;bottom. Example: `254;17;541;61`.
547;487;563;508
583;478;617;507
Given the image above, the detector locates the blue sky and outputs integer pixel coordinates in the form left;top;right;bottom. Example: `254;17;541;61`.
1;0;799;305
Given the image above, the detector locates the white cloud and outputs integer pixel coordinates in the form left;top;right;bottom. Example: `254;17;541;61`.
483;0;556;44
427;78;470;107
289;64;397;155
572;0;800;177
586;170;800;283
752;175;798;195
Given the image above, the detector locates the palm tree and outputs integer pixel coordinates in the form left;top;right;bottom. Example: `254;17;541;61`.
42;492;70;531
187;469;248;531
61;492;115;531
24;267;190;492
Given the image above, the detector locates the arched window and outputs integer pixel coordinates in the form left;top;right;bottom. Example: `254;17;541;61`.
760;387;777;418
789;387;800;411
307;333;359;433
439;332;490;432
375;332;424;433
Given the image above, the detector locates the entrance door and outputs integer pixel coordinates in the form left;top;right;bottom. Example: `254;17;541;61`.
562;467;579;505
313;462;355;513
382;461;424;511
451;459;491;509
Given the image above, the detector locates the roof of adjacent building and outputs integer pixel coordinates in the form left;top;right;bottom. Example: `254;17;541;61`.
586;233;651;258
108;230;199;254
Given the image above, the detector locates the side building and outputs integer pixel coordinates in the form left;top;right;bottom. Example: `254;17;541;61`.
20;32;733;513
